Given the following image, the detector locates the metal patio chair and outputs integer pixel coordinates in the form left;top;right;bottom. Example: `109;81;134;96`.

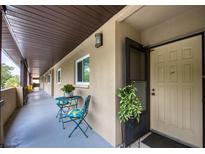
55;96;82;129
62;95;92;138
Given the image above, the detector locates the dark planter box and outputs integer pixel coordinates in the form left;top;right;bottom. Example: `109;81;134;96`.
122;112;149;147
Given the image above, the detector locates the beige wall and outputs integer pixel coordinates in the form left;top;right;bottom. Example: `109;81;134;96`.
44;71;53;96
40;6;145;146
44;18;117;146
115;22;141;145
39;76;43;89
141;6;205;46
1;87;23;124
1;88;17;124
0;87;23;144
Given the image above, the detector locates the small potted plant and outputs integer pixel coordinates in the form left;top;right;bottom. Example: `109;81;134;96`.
117;81;143;146
61;84;75;97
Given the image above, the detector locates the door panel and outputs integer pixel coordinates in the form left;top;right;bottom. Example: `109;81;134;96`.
151;35;202;147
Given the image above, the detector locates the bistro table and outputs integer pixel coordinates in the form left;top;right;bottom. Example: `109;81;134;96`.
55;96;82;122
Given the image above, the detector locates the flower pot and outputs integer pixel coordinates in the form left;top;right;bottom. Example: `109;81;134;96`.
64;91;73;97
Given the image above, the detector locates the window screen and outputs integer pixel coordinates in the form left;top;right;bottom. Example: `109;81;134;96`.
76;55;90;85
57;69;61;83
77;61;83;82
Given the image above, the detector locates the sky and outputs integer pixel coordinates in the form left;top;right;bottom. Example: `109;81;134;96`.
2;50;20;76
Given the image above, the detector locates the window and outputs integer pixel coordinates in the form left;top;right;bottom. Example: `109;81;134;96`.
57;68;61;84
75;55;90;85
47;74;51;84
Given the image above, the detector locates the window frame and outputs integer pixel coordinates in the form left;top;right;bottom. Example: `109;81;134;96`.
75;54;90;86
56;68;62;84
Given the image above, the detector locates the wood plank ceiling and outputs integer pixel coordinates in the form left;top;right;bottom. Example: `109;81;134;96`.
3;5;125;77
2;18;23;66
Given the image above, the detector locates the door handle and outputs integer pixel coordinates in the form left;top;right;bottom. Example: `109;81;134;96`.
151;93;155;96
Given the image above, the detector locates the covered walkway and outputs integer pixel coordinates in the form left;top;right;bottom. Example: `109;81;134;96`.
4;90;112;148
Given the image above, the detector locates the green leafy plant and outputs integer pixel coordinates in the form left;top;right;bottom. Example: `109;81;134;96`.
61;84;75;93
117;82;143;123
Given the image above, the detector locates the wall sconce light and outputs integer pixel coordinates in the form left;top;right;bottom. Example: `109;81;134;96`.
95;33;103;48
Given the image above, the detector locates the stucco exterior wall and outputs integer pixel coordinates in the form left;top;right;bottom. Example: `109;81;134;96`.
115;22;141;146
40;6;147;147
1;87;23;124
44;71;53;96
43;18;117;145
141;6;205;46
1;88;17;124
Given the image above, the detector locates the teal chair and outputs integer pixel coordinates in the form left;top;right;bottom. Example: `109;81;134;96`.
55;96;81;126
62;95;92;138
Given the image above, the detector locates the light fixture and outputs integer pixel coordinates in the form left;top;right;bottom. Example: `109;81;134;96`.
95;33;103;48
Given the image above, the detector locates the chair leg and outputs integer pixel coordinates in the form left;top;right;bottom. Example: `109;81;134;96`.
75;99;78;108
83;119;92;130
77;125;88;138
68;119;81;138
56;109;60;118
59;108;62;122
62;117;65;129
69;119;89;138
74;120;89;138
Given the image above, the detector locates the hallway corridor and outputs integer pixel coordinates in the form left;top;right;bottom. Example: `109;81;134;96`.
4;90;112;148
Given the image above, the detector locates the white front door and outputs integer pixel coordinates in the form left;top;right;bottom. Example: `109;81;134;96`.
150;35;203;147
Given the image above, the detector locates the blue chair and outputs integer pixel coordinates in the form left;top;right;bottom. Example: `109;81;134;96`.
62;95;92;138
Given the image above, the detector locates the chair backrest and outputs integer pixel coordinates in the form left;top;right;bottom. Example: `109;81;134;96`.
82;95;91;117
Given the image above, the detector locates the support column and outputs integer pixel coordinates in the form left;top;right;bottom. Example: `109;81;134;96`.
29;73;32;85
0;8;4;147
20;59;28;105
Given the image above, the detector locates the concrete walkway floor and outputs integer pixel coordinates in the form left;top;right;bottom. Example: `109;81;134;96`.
4;90;112;148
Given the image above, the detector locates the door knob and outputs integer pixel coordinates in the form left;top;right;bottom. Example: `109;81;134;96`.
151;93;155;96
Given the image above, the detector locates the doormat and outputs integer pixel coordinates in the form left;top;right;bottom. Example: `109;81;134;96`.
141;132;190;148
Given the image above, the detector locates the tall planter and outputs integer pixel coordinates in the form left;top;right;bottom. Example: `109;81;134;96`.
122;118;138;147
117;82;143;147
122;112;148;147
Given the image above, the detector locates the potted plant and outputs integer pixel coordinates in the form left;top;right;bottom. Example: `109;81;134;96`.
61;84;75;97
117;81;143;147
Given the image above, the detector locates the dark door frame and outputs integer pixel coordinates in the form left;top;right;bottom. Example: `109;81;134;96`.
149;32;205;148
124;37;150;147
